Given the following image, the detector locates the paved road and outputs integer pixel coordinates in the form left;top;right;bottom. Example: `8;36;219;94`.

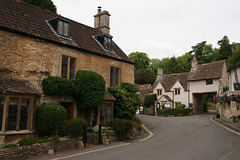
34;114;240;160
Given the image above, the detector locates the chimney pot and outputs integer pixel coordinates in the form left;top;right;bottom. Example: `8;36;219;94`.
98;6;102;14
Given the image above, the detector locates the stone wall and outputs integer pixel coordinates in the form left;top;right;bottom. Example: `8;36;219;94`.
0;29;134;102
218;101;240;121
0;139;82;160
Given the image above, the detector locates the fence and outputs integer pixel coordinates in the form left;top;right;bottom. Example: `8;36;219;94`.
83;124;102;147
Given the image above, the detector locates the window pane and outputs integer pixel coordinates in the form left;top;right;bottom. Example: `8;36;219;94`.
19;99;29;130
69;58;76;79
114;68;119;87
100;105;105;125
105;104;111;121
63;22;69;37
110;67;114;87
7;98;19;131
58;21;64;35
61;56;68;78
0;98;4;131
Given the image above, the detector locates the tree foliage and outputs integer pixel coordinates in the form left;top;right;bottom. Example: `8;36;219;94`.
144;93;157;108
108;83;140;120
21;0;57;13
215;35;232;61
135;69;156;84
74;70;106;111
128;52;150;70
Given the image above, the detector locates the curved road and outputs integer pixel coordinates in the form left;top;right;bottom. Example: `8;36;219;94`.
38;114;240;160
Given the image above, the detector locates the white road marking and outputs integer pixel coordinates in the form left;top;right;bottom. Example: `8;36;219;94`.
139;124;154;142
51;143;131;160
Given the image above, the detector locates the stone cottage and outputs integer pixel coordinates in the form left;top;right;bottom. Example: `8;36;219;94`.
218;61;240;120
153;57;228;113
0;0;134;144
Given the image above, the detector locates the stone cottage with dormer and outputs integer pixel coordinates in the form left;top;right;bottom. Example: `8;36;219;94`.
0;0;134;144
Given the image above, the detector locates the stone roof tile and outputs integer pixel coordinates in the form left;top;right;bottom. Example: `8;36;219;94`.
0;0;133;64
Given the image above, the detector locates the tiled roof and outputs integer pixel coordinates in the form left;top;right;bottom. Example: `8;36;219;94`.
153;72;189;91
0;0;133;64
135;84;152;89
104;90;116;101
0;77;40;95
188;60;225;81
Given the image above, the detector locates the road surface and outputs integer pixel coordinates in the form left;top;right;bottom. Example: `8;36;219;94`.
32;114;240;160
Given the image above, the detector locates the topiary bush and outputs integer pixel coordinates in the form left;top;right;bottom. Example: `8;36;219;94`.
35;104;67;136
106;119;133;140
64;118;85;138
144;93;157;108
74;70;106;111
42;76;75;96
175;104;186;109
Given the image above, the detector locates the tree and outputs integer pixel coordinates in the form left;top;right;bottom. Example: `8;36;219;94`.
128;52;150;70
21;0;57;13
215;35;232;61
135;69;156;84
149;59;162;76
108;83;140;120
163;56;181;74
227;43;240;69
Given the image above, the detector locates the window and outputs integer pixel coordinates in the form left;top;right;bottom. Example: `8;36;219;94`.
4;98;30;131
157;89;162;96
175;102;181;107
99;103;112;125
95;34;113;51
110;67;120;87
206;79;213;85
174;88;180;95
61;55;76;79
48;18;70;37
0;98;4;131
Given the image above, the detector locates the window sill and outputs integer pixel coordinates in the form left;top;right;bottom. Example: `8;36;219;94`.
0;130;34;135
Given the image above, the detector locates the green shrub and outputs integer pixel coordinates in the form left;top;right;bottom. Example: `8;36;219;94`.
64;118;85;138
157;108;192;116
175;104;186;109
144;94;157;108
108;83;140;120
42;76;75;96
161;103;166;109
74;70;105;111
17;137;38;146
1;143;18;149
106;119;133;140
132;116;142;125
35;104;67;136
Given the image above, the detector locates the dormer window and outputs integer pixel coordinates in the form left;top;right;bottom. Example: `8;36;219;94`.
95;34;112;51
48;17;70;37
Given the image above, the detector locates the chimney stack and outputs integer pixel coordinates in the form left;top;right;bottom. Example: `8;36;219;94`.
158;68;163;77
191;56;198;68
94;6;111;34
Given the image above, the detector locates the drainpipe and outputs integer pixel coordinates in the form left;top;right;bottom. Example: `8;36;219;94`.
171;91;174;108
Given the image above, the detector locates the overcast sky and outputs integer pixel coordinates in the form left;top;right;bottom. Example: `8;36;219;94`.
52;0;240;59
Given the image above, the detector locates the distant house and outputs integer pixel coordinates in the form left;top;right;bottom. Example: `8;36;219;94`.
153;56;228;113
135;84;153;100
0;0;134;144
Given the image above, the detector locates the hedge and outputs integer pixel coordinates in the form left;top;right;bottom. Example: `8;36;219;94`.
64;118;85;138
74;70;105;111
175;104;186;109
42;76;75;96
35;104;67;136
144;93;157;108
157;108;192;117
